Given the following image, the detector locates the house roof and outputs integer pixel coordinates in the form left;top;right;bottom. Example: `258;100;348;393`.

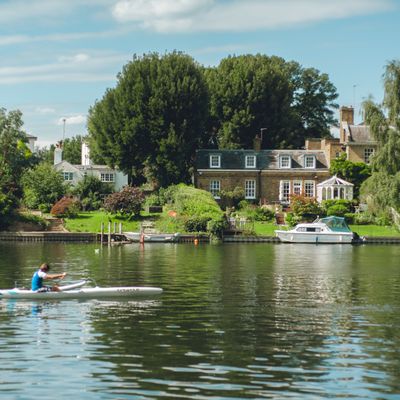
195;149;329;170
343;121;375;143
317;175;353;187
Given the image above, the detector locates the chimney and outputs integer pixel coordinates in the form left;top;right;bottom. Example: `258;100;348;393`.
253;134;261;151
81;142;91;166
339;106;354;143
54;142;63;165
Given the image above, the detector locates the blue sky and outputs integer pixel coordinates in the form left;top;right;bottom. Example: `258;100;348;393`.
0;0;398;147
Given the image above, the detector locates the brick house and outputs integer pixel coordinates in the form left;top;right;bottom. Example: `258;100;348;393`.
194;106;375;204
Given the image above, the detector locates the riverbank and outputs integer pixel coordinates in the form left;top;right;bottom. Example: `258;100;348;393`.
1;231;400;244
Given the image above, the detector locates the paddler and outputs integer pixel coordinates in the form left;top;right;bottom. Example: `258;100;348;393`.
31;263;67;292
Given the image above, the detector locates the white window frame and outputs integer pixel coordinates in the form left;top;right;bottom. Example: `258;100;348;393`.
209;154;221;168
304;155;316;169
100;173;115;182
293;180;302;195
210;180;221;199
279;155;291;169
304;180;315;198
245;155;256;169
61;172;73;181
364;148;374;164
279;180;290;202
245;180;256;199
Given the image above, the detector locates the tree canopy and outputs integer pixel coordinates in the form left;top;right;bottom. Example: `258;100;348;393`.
361;60;400;217
205;54;338;149
88;52;209;187
62;135;84;164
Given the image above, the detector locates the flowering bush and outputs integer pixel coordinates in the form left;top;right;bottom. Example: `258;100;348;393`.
103;186;145;217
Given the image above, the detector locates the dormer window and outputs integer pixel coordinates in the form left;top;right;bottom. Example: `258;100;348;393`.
304;155;316;169
245;155;256;168
279;155;291;169
209;154;221;168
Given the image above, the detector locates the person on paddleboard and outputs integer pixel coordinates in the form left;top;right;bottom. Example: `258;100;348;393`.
31;263;67;292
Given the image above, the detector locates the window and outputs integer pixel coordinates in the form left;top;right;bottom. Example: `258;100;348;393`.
293;181;302;195
304;155;316;169
304;181;315;197
210;180;220;198
101;173;115;182
209;155;221;168
245;155;256;168
61;172;73;181
279;181;290;202
364;148;374;163
279;155;291;168
245;180;256;199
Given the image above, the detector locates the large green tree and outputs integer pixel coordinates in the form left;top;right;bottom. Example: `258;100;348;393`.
205;54;338;149
62;135;84;164
88;52;209;187
361;60;400;217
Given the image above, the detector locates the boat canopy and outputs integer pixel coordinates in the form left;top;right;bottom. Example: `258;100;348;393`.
319;216;352;232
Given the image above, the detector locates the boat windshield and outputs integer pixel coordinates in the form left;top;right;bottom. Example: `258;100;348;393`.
319;216;352;232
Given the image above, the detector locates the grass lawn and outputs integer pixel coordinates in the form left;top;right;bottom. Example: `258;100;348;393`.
64;211;142;233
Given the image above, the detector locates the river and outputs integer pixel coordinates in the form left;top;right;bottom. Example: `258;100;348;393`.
0;242;400;399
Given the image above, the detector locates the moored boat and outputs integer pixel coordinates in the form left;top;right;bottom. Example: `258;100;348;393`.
275;216;355;244
124;232;180;243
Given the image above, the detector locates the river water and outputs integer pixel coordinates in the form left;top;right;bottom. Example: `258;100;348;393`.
0;242;399;399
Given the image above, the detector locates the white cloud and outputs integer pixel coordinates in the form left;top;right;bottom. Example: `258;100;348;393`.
57;115;87;125
112;0;395;32
35;107;55;115
0;52;125;85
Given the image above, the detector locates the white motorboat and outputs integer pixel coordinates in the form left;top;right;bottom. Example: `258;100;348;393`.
124;232;180;243
0;280;163;300
275;216;355;244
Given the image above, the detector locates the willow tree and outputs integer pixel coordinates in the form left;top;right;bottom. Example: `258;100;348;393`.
88;52;209;187
361;60;400;217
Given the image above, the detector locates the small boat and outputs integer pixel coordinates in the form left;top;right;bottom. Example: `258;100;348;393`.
275;216;355;244
0;281;163;300
124;232;180;243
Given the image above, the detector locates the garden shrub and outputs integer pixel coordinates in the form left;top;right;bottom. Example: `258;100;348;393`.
51;196;80;217
219;186;245;210
326;204;349;217
104;186;145;218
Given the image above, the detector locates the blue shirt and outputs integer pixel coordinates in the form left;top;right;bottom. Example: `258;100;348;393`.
31;270;47;291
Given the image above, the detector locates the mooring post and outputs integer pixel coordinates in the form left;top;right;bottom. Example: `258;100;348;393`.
119;222;122;234
100;222;104;244
108;221;111;245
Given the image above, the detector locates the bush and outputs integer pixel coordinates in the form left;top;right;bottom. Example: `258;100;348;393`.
50;197;80;217
344;212;355;224
183;216;209;232
290;194;324;217
326;204;349;217
285;212;302;227
207;216;228;238
219;187;245;210
104;186;145;218
73;175;112;211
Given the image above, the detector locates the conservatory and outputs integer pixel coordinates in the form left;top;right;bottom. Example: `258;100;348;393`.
316;175;354;202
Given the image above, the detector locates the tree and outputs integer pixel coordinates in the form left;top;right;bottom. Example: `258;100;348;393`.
103;186;145;218
329;154;371;198
0;108;33;195
62;135;84;164
21;162;67;211
73;175;113;211
205;54;338;149
361;60;400;216
88;51;209;187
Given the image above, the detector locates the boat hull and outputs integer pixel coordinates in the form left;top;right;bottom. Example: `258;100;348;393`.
124;232;180;242
0;286;163;300
275;230;354;244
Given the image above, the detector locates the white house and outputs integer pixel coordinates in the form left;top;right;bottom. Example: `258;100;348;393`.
53;142;128;191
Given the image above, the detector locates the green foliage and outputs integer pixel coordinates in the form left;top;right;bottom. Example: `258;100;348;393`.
285;212;302;227
219;186;245;210
235;202;274;222
329;154;371;198
207;216;228;238
321;199;354;217
103;186;145;218
290;194;324;218
62;136;84;164
73;175;112;211
0;192;17;228
21;162;67;210
88;51;209;187
164;184;224;235
205;54;338;149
